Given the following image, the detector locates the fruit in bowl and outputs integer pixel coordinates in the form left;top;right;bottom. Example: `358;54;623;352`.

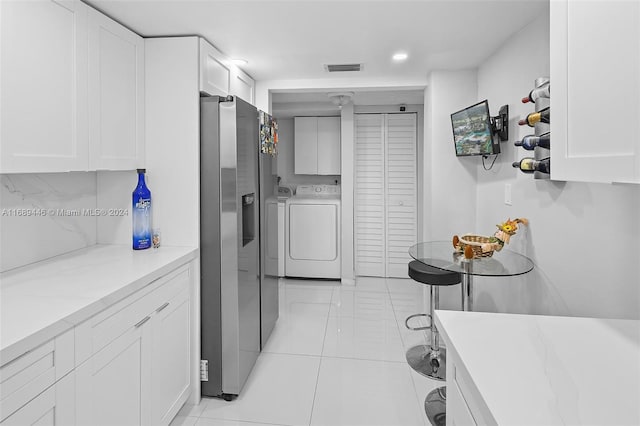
453;217;528;259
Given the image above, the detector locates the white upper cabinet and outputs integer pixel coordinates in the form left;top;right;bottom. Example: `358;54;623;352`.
0;0;145;173
199;38;230;97
88;8;145;170
294;116;341;175
199;38;255;103
0;0;89;173
229;68;255;105
551;0;640;183
317;117;341;175
294;117;318;174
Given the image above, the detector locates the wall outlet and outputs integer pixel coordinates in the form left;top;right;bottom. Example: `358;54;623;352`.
504;184;512;206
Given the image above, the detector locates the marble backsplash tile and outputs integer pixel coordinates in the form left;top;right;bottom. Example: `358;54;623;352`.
97;170;135;246
1;173;98;272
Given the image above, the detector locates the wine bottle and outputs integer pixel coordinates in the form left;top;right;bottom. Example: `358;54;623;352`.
132;168;152;250
521;83;550;103
514;132;550;150
512;157;550;174
518;107;550;127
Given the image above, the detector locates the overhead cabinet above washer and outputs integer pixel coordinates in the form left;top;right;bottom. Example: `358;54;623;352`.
294;117;341;175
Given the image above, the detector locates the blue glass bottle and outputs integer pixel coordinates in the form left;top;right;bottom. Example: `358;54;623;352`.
132;168;152;250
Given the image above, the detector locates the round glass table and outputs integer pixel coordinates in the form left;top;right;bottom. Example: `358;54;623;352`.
409;241;534;311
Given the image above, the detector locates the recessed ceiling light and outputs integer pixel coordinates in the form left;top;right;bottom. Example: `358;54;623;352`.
392;52;408;62
232;59;248;66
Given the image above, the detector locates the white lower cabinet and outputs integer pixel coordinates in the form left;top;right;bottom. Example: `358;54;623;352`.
1;372;75;426
0;263;192;426
445;349;490;426
0;330;75;425
448;378;476;426
150;287;191;426
76;324;150;426
75;265;192;426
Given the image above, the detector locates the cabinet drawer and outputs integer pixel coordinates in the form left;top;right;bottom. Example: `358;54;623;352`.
0;329;74;422
1;371;75;426
451;361;491;426
1;382;55;426
75;264;190;365
448;377;477;426
146;265;190;315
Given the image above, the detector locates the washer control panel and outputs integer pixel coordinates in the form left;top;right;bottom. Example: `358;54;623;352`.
296;184;341;196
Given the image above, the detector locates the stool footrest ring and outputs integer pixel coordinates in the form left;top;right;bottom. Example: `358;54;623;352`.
405;313;431;331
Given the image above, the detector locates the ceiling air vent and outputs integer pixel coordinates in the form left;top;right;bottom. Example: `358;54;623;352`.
325;63;363;72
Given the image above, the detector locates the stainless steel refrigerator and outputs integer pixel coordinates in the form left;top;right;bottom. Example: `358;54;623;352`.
200;96;278;400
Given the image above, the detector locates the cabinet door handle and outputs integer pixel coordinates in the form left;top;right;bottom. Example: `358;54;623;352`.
134;316;151;328
156;302;170;313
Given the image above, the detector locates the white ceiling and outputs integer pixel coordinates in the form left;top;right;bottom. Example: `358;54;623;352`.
86;0;548;113
86;0;549;83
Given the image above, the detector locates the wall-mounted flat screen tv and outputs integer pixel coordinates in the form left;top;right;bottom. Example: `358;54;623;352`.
451;100;499;156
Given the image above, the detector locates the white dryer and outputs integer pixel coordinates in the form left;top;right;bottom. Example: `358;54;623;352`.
285;185;341;279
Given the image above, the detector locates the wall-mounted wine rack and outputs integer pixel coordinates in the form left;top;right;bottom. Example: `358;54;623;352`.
532;77;550;180
513;77;551;179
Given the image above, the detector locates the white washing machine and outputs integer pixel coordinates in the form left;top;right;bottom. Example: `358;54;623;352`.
285;185;341;279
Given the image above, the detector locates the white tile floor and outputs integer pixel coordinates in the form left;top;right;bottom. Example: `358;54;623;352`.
171;277;441;426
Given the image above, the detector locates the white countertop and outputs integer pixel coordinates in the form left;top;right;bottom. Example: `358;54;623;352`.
435;310;640;426
1;244;198;364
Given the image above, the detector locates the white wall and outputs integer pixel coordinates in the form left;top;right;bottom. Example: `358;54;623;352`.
422;70;479;309
340;104;355;284
473;11;640;320
145;37;201;248
424;70;478;241
255;77;428;114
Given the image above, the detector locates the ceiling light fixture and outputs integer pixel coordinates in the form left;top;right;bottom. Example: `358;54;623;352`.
328;92;354;109
392;52;408;62
231;58;248;66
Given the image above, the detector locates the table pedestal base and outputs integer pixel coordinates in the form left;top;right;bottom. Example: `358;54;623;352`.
461;263;473;311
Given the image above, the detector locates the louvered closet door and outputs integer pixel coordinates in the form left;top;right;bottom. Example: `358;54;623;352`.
355;113;417;278
355;114;385;276
385;114;417;277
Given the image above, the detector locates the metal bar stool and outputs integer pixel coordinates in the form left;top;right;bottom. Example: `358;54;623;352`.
405;260;461;381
